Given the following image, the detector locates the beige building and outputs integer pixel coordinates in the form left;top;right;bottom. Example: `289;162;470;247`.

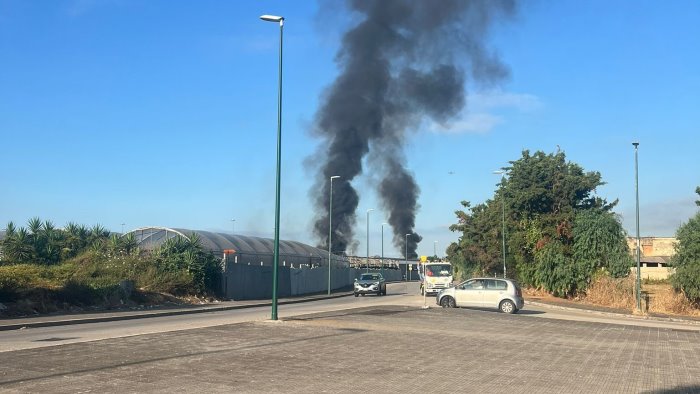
626;237;677;280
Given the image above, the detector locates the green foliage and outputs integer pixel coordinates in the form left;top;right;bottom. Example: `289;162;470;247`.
572;210;633;280
447;149;630;297
448;200;503;276
670;210;700;304
0;263;76;300
153;234;221;294
534;241;576;297
1;218;110;265
1;221;223;309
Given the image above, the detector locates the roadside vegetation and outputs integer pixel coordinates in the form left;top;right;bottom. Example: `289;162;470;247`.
669;187;700;306
447;150;700;315
0;218;221;316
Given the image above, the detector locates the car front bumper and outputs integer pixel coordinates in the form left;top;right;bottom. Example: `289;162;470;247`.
354;285;380;294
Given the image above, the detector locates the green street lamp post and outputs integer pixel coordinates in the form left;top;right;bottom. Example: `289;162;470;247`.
381;222;388;278
260;13;284;321
494;170;507;278
328;175;340;295
633;142;641;312
405;233;411;281
366;209;374;272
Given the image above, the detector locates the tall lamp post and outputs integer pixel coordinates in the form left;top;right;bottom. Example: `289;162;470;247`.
494;170;507;278
260;13;284;321
434;241;438;259
120;223;125;234
381;222;388;277
405;233;411;281
230;219;235;234
366;209;374;272
328;175;340;295
633;142;641;312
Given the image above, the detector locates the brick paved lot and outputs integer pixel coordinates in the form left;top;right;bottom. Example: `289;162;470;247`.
1;306;699;393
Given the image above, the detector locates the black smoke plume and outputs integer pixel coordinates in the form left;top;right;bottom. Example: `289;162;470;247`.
311;0;515;258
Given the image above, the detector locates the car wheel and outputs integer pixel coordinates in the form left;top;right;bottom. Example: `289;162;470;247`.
361;293;365;296
354;292;358;297
499;299;516;314
440;296;455;308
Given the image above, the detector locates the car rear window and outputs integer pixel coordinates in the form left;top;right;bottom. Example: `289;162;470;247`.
485;279;508;290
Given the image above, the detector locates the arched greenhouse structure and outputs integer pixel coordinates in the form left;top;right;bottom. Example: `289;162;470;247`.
126;227;350;269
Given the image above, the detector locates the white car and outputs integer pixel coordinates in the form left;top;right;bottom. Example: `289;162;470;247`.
436;278;524;314
354;273;387;297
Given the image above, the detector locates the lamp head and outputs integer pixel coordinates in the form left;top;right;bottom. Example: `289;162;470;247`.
260;14;284;23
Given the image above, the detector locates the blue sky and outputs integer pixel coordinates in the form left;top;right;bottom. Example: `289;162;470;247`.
1;0;698;258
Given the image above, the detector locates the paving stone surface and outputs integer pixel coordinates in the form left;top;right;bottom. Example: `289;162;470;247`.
1;306;699;393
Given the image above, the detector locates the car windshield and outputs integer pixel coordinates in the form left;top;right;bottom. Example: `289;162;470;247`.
360;274;380;281
425;264;452;277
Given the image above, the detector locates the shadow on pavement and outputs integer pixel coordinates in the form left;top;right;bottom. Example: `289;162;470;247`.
450;307;545;315
642;385;700;394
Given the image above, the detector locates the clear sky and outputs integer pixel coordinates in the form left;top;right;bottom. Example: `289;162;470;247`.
1;0;699;259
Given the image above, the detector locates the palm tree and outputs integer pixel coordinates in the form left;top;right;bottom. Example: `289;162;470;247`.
27;217;42;235
121;233;138;256
4;221;16;238
5;228;34;263
185;233;203;251
89;224;110;247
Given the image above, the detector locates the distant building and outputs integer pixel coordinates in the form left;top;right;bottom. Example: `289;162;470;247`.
626;237;677;280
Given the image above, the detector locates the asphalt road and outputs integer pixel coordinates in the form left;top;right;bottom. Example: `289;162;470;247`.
1;282;699;393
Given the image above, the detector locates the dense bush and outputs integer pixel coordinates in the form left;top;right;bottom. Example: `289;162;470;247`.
0;220;222;312
670;211;700;304
448;150;631;298
533;241;576;297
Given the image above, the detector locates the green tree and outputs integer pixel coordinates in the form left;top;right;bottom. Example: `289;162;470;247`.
447;149;624;295
448;200;503;277
572;210;633;283
670;198;700;304
1;219;110;265
534;240;576;297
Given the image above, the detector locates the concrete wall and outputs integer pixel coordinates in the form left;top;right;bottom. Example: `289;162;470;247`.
626;237;677;257
630;266;675;281
221;262;405;300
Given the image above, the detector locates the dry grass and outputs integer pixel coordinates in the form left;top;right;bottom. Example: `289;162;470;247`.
522;287;551;298
582;275;636;311
645;284;700;317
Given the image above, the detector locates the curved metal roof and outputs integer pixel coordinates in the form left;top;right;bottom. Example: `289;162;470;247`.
126;227;333;259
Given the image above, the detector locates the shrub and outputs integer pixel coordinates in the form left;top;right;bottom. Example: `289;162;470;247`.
534;241;576;297
670;211;700;304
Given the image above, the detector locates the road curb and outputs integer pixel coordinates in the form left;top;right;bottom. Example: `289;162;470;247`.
0;291;355;332
526;300;700;325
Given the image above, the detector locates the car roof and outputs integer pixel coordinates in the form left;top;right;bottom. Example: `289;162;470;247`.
467;277;514;282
